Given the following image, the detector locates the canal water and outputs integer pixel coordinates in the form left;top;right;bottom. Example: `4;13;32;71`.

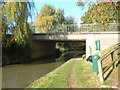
2;57;64;88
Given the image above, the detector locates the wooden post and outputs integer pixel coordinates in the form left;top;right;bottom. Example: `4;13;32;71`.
98;60;104;82
111;52;115;69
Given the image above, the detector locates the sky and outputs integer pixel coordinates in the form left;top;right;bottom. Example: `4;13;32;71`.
34;0;89;24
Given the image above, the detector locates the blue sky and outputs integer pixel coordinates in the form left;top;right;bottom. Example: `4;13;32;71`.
34;0;89;24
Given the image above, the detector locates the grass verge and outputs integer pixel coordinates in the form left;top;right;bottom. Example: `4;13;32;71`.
102;63;119;87
95;43;120;87
74;59;101;88
26;59;75;88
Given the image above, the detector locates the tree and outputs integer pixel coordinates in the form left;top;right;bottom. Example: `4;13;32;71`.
2;1;35;47
76;1;120;24
65;16;75;24
64;16;78;32
1;1;35;64
35;5;66;33
55;8;65;25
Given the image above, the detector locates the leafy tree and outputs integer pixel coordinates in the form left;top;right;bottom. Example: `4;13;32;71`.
35;5;66;33
76;1;120;24
55;8;65;25
1;1;35;64
64;16;78;32
65;16;75;24
2;1;35;47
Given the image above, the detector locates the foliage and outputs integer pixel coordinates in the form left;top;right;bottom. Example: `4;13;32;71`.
56;42;69;52
35;5;66;33
76;1;120;24
56;42;85;61
1;1;35;65
64;16;78;32
2;1;35;46
65;16;75;24
56;42;85;53
55;49;62;58
2;43;32;65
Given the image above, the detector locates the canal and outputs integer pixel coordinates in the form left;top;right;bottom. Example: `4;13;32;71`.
2;57;64;88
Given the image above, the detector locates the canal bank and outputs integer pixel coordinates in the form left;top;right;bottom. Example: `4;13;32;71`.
26;58;101;88
2;46;82;88
26;58;76;88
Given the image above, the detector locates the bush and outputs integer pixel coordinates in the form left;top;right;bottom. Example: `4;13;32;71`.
2;43;32;65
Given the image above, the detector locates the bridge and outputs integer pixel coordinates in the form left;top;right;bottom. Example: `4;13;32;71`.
31;23;120;59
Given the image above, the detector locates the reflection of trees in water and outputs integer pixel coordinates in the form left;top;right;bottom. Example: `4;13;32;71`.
56;41;86;61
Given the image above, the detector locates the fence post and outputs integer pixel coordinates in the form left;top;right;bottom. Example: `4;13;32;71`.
98;59;104;82
111;52;115;69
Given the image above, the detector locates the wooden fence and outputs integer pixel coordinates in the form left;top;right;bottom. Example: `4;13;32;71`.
98;46;120;82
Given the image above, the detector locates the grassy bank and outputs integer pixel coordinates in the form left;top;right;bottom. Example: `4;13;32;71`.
102;64;119;87
26;59;75;88
96;43;120;87
74;60;101;88
26;58;101;88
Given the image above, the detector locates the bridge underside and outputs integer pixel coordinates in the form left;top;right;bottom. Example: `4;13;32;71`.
31;40;56;59
31;39;86;59
33;39;85;42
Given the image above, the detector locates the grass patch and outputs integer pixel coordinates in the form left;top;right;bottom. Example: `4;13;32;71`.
103;63;119;87
74;59;101;88
26;60;75;88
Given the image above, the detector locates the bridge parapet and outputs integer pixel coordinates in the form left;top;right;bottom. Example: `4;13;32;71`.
33;23;120;33
80;23;120;32
33;31;120;41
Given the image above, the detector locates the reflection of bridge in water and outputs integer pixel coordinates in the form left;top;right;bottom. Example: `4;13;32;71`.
31;23;120;59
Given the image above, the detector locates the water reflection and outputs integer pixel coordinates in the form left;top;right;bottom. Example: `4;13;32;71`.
2;57;64;88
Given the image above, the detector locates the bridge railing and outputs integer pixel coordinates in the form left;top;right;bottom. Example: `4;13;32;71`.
33;23;120;33
33;24;79;33
80;23;120;32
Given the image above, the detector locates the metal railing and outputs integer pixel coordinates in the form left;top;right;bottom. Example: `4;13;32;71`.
80;23;120;32
33;23;120;33
33;24;78;33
